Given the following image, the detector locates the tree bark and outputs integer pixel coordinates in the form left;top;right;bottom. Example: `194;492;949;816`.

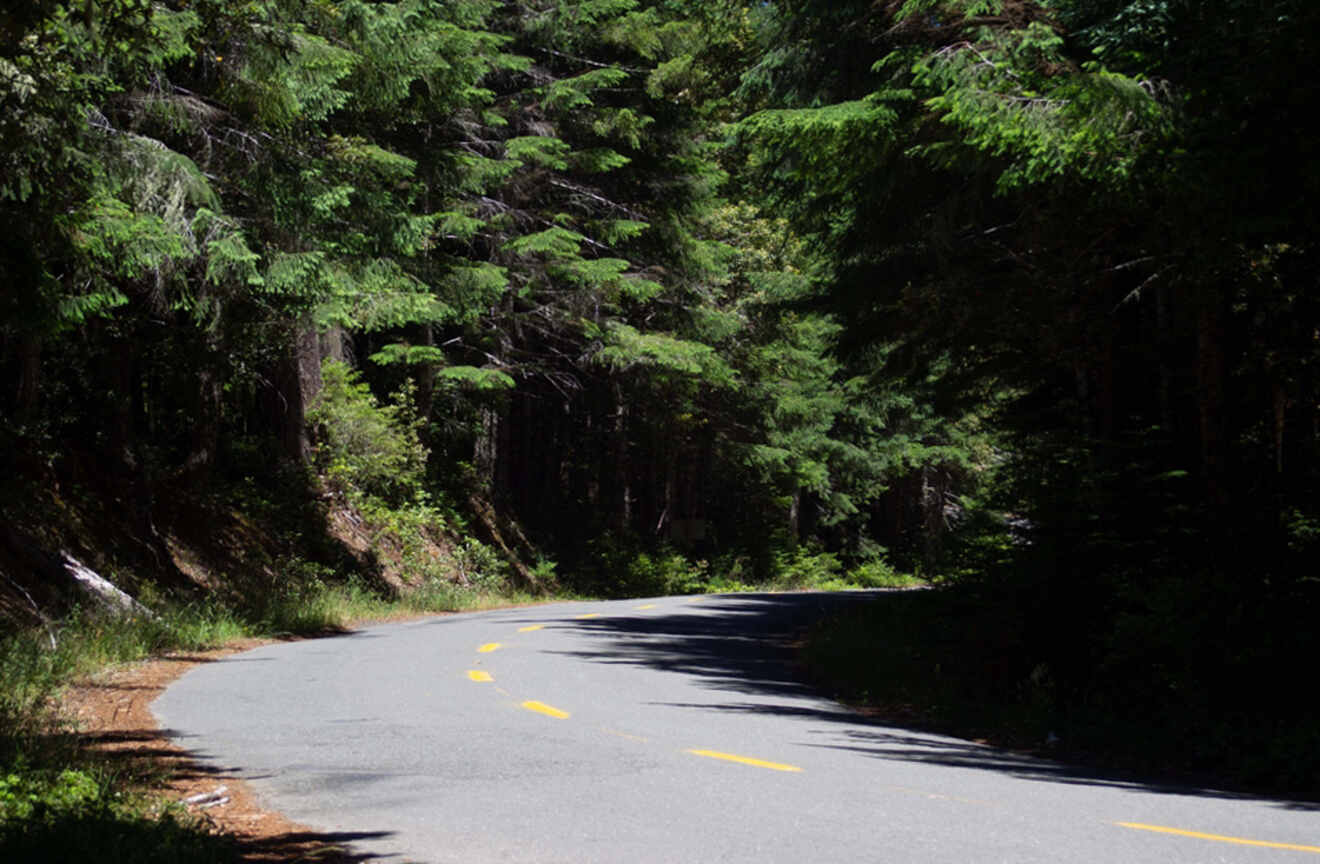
609;379;631;531
1272;378;1286;475
276;321;324;465
414;324;436;435
1196;297;1228;512
1156;283;1175;439
788;488;801;547
184;362;221;486
475;405;499;489
15;333;41;416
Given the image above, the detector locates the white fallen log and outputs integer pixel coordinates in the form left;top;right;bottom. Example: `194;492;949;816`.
183;785;229;807
60;552;154;618
196;797;231;810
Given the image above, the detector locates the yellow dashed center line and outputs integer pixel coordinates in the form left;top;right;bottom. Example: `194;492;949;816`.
517;624;544;632
635;604;657;610
522;700;570;719
686;749;802;773
575;613;601;619
600;727;649;743
1116;823;1320;853
477;642;501;653
467;670;493;682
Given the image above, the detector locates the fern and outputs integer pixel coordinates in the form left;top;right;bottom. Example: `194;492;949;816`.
503;227;586;258
506;136;571;170
435;366;516;390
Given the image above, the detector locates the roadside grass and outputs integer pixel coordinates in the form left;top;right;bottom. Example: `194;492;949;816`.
0;577;551;862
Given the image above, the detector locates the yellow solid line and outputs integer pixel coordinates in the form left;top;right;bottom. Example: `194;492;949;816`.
467;670;493;682
635;604;657;610
517;624;543;632
477;642;501;653
522;700;570;719
575;613;601;619
686;749;802;773
1116;823;1320;854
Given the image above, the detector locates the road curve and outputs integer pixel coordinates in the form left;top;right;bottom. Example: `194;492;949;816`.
153;592;1320;863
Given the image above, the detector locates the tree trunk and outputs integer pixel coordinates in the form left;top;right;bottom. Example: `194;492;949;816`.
921;464;948;574
475;405;499;489
1272;378;1286;475
1156;283;1175;440
414;324;436;436
788;488;801;547
1196;297;1228;512
184;363;221;486
106;338;164;560
320;325;347;365
276;321;324;465
609;379;631;531
108;339;136;473
15;333;41;416
1099;324;1115;443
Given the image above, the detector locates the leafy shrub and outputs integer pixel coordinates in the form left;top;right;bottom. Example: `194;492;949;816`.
0;770;100;823
566;534;711;597
768;547;842;589
448;538;509;590
848;558;912;588
622;551;709;597
308;360;428;506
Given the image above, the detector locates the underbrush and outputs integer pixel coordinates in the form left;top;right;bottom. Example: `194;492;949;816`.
765;547;925;591
1;605;248;758
0;602;250;862
565;534;924;598
801;579;1320;801
0;767;239;864
801;588;1047;742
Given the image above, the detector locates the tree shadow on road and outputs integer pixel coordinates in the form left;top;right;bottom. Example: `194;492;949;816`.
525;591;1320;811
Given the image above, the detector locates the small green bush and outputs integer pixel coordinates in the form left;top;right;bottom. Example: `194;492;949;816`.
768;547;842;589
565;535;711;597
449;538;510;590
623;551;710;596
0;769;100;823
308;360;428;506
848;559;923;588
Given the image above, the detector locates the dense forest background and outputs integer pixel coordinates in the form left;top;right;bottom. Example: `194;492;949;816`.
3;0;1319;794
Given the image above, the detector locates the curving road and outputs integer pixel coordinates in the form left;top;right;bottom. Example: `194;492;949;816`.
154;592;1320;863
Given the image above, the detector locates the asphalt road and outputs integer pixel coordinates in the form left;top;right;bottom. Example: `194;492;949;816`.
153;592;1320;863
